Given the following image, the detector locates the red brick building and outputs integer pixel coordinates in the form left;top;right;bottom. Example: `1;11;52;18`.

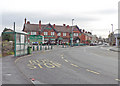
23;18;91;44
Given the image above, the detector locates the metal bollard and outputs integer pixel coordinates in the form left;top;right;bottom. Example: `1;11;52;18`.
62;44;64;48
48;45;49;50
51;45;53;49
45;46;47;50
40;45;42;50
33;46;35;51
37;46;39;51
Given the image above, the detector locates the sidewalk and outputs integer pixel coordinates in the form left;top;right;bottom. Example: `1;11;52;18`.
99;45;120;52
2;55;32;84
109;46;120;52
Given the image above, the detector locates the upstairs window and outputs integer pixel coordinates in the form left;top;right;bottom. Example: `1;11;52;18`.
63;33;66;36
44;32;48;35
51;32;55;35
74;33;78;36
57;33;61;36
31;32;36;35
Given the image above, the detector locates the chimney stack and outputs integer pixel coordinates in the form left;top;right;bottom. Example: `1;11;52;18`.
67;25;69;28
25;18;26;24
39;20;41;30
63;24;66;26
53;24;55;28
83;29;85;33
27;21;30;24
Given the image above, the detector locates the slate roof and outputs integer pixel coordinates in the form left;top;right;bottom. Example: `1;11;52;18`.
53;25;72;33
23;24;46;32
23;23;81;33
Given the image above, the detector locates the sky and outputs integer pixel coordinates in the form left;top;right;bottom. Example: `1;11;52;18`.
0;0;119;38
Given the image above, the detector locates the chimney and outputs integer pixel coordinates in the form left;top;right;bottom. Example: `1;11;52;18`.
25;18;26;24
63;24;66;26
83;29;85;33
39;20;41;30
67;25;69;28
53;24;55;28
27;21;30;24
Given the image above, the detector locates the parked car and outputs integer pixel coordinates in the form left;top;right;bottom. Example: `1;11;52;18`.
90;43;97;46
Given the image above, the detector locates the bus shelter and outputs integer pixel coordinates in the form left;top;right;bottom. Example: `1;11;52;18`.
2;31;29;57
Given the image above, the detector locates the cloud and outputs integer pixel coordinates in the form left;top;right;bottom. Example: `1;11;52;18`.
2;12;100;27
86;9;117;15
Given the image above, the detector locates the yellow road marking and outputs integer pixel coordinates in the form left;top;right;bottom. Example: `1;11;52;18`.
115;79;120;81
61;57;64;59
37;64;43;68
86;69;100;75
71;64;79;67
61;55;64;57
50;61;61;67
64;59;69;62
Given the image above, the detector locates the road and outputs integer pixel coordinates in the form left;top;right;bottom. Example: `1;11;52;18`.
15;46;118;84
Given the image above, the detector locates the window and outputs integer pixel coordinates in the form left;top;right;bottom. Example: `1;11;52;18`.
44;32;48;35
51;32;54;35
57;33;61;36
74;33;78;36
31;32;36;35
63;33;66;36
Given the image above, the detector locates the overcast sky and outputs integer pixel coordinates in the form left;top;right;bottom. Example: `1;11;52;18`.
0;0;119;38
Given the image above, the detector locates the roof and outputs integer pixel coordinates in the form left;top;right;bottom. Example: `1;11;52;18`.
23;23;81;33
53;25;72;33
23;24;43;32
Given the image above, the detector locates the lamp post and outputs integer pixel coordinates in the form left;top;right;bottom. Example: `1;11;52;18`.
111;24;113;46
111;24;113;32
71;19;74;46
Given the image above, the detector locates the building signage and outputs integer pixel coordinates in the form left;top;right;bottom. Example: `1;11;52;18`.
45;28;52;30
29;35;43;42
44;35;55;37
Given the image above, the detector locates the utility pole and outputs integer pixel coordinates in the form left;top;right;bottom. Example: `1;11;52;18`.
71;19;74;47
111;24;113;32
14;22;15;32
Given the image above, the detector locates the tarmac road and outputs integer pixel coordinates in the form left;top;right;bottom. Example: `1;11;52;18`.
15;46;118;84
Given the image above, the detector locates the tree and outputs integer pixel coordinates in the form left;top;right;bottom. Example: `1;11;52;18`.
2;28;14;41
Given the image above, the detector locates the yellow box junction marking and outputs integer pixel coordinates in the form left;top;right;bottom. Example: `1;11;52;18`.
70;64;79;67
86;69;100;75
115;79;120;81
27;59;61;69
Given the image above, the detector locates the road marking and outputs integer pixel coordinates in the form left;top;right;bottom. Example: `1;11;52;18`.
115;79;120;81
61;55;63;57
27;59;61;69
70;64;79;67
64;59;69;62
49;61;61;67
86;69;100;75
61;57;64;59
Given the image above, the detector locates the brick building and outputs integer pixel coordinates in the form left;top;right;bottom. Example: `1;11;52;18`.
23;18;92;44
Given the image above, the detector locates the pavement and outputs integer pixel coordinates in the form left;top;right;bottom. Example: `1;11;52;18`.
1;55;33;85
99;45;120;52
109;46;120;52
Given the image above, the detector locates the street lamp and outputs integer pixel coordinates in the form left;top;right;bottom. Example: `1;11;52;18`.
111;24;113;32
71;19;74;46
